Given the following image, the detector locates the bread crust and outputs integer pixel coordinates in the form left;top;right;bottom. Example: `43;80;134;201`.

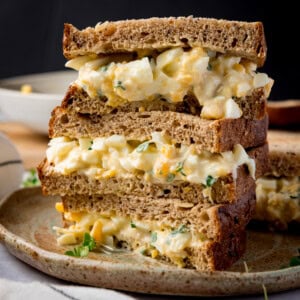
49;106;268;153
63;17;267;67
266;130;300;176
61;84;267;120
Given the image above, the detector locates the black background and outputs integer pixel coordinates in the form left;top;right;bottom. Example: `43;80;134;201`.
0;0;299;100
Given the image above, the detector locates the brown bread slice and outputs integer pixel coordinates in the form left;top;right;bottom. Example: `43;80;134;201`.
63;17;267;66
60;191;252;271
266;130;300;177
187;230;246;270
38;143;268;204
252;130;300;230
61;84;267;120
62;184;255;242
49;106;268;153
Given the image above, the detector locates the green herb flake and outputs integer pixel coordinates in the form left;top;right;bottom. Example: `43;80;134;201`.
151;232;158;244
88;140;93;151
207;63;213;71
175;161;186;176
170;224;188;236
65;245;89;258
114;80;126;90
82;232;96;251
205;175;216;187
140;248;147;255
166;173;175;182
130;221;137;228
289;256;300;266
65;233;96;258
100;65;109;72
65;250;76;257
288;248;300;267
22;168;41;187
136;141;151;153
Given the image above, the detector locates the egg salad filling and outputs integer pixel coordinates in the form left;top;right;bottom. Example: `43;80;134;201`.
255;176;300;227
66;47;273;120
54;205;206;267
46;132;255;186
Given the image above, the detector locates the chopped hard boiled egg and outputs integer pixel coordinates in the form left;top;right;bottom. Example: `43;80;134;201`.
55;211;206;267
255;176;300;227
46;132;256;186
66;46;273;120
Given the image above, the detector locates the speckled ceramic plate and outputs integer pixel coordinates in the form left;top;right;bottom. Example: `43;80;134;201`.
1;187;300;296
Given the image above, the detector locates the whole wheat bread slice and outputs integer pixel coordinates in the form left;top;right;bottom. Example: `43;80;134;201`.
38;143;268;203
49;106;268;153
63;17;266;67
266;130;300;177
61;191;252;271
62;183;255;242
62;84;267;120
252;130;300;230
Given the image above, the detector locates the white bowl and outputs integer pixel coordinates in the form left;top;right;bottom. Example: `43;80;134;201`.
0;132;24;199
0;71;77;134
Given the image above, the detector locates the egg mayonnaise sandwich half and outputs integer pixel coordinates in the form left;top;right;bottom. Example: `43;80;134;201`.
38;17;271;271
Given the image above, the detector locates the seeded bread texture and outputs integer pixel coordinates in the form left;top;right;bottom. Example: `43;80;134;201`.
63;17;267;67
266;130;300;177
38;144;268;203
49;107;268;153
61;84;267;120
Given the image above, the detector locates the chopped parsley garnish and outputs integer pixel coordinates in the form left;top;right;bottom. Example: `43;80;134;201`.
140;248;147;255
65;246;89;258
99;65;109;72
170;224;188;236
151;232;158;244
289;256;300;266
166;225;189;244
114;80;126;90
289;248;300;267
205;175;216;187
136;141;152;153
88;140;93;150
175;161;186;176
166;173;175;182
22;168;41;187
207;63;213;71
281;248;300;268
65;233;96;257
130;221;137;228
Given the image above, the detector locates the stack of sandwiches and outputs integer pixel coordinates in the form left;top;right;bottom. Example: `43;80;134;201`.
255;130;300;230
38;17;272;271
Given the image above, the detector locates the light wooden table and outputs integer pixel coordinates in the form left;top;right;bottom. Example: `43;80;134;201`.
0;122;49;169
